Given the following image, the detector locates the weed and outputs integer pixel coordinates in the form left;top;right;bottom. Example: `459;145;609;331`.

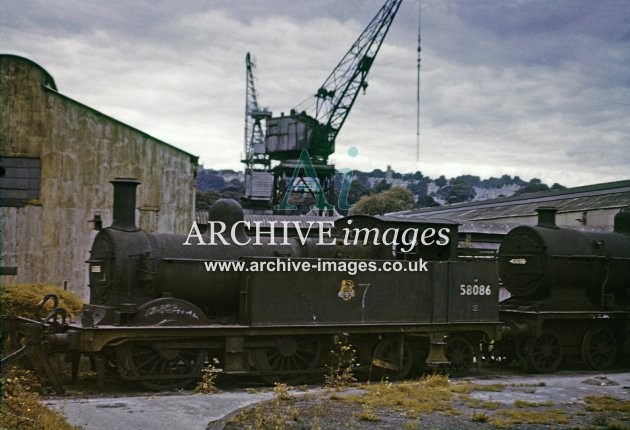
0;365;80;430
471;383;506;392
584;395;630;413
489;408;569;428
359;404;381;422
464;398;502;410
325;334;357;390
471;411;489;422
194;358;220;394
607;420;630;430
514;399;553;408
310;401;323;430
227;381;298;429
422;373;450;387
273;382;292;401
592;413;609;426
513;381;546;387
344;375;461;418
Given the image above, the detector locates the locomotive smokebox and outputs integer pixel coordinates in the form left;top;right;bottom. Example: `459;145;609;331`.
536;206;558;229
110;177;140;232
500;206;630;307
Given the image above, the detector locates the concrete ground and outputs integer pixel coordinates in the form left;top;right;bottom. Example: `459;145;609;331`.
43;390;274;430
43;370;630;430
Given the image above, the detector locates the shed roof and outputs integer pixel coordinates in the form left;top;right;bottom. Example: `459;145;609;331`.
393;180;630;222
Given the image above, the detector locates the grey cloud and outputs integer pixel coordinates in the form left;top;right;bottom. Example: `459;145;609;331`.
0;0;628;187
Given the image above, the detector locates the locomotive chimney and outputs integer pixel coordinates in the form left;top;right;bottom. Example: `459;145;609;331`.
110;177;140;231
614;206;630;235
536;206;559;229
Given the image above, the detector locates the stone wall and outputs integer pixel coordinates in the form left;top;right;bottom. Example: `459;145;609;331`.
0;55;198;299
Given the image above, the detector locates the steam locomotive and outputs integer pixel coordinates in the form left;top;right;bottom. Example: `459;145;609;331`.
2;178;629;393
495;206;630;373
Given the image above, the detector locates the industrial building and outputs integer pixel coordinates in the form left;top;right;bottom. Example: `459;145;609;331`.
0;54;198;298
394;180;630;228
393;180;630;255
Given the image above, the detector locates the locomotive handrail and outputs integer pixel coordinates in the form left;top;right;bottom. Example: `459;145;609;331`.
35;293;59;321
0;345;28;369
548;254;630;259
503;253;630;260
44;307;68;325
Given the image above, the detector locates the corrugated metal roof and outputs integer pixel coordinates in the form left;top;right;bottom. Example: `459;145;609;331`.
195;210;209;225
196;211;340;228
458;222;519;235
393;180;630;222
245;214;339;228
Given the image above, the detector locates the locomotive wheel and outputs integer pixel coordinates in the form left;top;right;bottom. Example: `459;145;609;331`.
445;336;474;375
117;342;206;391
252;336;321;384
371;337;413;381
582;327;617;370
525;329;563;373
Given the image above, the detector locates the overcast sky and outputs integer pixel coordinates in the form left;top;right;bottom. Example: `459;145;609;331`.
1;0;629;187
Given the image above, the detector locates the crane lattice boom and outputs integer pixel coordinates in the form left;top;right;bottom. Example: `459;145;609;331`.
244;52;271;164
311;0;403;142
265;0;403;163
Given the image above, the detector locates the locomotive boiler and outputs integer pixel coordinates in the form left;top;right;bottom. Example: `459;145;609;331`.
497;206;630;373
87;178;384;323
86;178;456;324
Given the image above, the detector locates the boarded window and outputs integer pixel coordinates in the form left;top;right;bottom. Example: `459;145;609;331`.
0;157;41;206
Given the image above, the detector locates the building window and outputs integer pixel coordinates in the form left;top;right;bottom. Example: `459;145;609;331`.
0;157;41;206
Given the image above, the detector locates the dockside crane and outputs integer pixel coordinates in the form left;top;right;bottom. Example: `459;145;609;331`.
242;52;273;209
265;0;403;213
289;0;403;163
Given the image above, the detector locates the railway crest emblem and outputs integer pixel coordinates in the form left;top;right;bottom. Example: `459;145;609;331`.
338;280;356;301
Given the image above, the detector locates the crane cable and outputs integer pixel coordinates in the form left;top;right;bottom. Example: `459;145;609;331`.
416;0;422;162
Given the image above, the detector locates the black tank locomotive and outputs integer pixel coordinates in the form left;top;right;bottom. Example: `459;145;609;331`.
45;178;499;391
496;207;630;372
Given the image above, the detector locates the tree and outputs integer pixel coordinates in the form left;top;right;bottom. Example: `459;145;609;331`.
514;178;550;195
369;169;386;178
445;178;476;203
373;179;391;193
453;175;480;187
195;189;221;210
196;170;226;191
434;175;447;187
551;183;566;190
415;195;440;208
349;186;414;215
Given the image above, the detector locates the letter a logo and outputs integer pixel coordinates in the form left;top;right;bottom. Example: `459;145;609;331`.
274;149;334;212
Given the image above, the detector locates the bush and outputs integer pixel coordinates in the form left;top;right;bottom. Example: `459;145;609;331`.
0;283;84;318
0;365;80;429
